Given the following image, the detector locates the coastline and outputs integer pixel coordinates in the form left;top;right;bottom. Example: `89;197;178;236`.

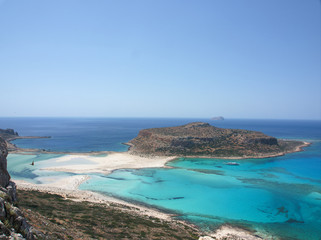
8;137;311;240
14;176;266;240
7;135;311;160
6;135;51;152
14;176;175;221
7;135;112;155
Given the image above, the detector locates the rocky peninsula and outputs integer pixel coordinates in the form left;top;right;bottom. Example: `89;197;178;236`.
0;128;50;152
128;122;308;158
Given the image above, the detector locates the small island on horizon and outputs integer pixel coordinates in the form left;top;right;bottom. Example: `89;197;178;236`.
211;116;224;120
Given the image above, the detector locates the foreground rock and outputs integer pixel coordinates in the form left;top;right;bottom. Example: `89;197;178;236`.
0;137;38;239
0;138;10;187
128;122;307;158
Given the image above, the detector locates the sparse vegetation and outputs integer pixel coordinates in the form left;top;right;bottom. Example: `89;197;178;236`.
129;122;306;158
18;189;200;240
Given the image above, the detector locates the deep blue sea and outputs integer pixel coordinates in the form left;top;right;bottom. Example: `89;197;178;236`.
1;117;321;240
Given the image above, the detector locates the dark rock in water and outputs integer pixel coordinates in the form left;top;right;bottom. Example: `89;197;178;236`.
286;218;304;224
128;122;304;158
226;162;240;166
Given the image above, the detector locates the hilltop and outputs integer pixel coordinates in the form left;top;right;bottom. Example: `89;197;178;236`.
0;128;19;140
128;122;307;158
0;128;50;152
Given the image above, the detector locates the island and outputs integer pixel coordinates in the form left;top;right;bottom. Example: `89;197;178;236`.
127;122;308;158
1;124;312;239
211;116;224;120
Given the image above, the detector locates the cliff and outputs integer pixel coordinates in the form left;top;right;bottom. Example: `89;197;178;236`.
0;129;18;140
0;128;51;153
0;137;37;239
0;139;10;187
128;122;306;158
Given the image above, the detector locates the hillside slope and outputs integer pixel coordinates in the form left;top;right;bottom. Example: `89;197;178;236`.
128;122;306;158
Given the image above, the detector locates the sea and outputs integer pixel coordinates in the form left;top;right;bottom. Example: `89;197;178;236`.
1;117;321;240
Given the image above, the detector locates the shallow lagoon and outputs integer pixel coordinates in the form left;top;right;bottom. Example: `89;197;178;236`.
4;118;321;239
80;142;321;239
7;153;76;184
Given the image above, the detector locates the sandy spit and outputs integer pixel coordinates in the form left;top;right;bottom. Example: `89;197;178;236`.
40;152;176;174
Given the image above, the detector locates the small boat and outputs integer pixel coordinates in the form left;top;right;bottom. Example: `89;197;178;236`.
31;160;34;166
226;162;239;166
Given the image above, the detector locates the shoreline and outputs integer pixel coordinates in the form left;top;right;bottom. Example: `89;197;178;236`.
8;137;311;239
7;136;311;160
8;140;311;176
14;176;175;221
7;136;113;155
14;177;266;240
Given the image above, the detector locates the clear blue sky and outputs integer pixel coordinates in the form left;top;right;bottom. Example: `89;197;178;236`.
0;0;320;119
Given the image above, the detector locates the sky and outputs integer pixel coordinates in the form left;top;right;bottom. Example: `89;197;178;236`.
0;0;320;119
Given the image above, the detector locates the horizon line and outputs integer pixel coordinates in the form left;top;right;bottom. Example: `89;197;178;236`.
0;116;320;121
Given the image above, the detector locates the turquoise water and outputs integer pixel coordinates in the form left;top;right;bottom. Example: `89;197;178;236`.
7;153;76;184
80;143;321;239
3;118;321;239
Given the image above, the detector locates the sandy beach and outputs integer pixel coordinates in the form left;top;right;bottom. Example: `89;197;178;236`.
9;138;310;240
12;151;279;239
40;151;176;174
14;152;178;219
15;175;174;221
15;175;267;240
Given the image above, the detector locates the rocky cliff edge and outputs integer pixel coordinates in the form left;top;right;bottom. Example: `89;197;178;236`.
0;137;36;239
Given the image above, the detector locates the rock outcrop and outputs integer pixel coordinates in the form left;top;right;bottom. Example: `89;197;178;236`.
0;137;36;239
211;116;224;120
0;138;10;188
0;129;18;140
128;122;305;158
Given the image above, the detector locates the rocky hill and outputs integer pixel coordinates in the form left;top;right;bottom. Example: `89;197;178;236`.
0;137;37;239
0;128;51;153
0;139;10;188
0;129;19;141
128;122;306;158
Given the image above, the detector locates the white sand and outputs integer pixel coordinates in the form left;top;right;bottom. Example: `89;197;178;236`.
14;152;178;221
208;225;265;240
15;175;173;221
14;152;273;239
41;152;176;174
199;224;274;240
15;153;177;220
